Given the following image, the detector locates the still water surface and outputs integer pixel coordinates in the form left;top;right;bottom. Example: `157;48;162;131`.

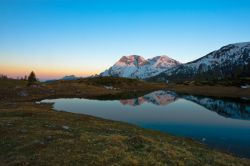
41;91;250;158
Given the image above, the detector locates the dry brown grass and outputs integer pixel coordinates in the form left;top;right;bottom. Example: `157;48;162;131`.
0;102;249;165
0;77;167;102
1;77;249;165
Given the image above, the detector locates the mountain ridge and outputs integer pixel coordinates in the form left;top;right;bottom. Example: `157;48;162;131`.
99;42;250;82
100;55;181;79
148;42;250;82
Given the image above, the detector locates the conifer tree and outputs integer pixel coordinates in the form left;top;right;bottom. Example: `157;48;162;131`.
28;71;37;85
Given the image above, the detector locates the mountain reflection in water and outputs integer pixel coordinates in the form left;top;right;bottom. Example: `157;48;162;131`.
41;90;250;158
120;90;250;120
120;91;178;106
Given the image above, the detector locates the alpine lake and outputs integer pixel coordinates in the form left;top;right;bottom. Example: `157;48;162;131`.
41;90;250;158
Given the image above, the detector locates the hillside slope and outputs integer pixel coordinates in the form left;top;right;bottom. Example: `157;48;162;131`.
149;42;250;82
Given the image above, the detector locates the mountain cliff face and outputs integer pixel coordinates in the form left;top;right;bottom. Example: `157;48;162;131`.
100;55;180;79
150;42;250;82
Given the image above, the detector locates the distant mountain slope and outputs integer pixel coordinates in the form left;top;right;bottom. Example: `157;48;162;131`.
149;42;250;82
100;55;180;79
61;75;79;81
45;75;79;83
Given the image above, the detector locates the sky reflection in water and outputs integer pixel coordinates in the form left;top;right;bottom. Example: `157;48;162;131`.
42;90;250;158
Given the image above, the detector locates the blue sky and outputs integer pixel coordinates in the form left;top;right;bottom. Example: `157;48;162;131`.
0;0;250;79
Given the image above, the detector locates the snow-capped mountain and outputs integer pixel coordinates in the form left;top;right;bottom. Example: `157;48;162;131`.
150;42;250;82
100;55;181;79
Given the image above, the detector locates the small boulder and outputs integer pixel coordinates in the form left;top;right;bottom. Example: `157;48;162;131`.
62;125;70;130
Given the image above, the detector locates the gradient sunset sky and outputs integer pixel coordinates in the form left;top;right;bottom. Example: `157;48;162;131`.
1;0;250;80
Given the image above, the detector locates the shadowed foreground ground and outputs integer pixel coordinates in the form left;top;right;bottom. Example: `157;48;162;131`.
0;102;249;166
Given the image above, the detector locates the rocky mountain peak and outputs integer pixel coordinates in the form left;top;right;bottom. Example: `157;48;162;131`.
100;55;180;79
115;55;147;67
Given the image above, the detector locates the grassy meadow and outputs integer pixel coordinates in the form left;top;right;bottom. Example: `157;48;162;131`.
0;77;249;165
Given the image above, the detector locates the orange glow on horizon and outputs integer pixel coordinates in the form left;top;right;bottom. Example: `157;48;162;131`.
0;64;101;80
